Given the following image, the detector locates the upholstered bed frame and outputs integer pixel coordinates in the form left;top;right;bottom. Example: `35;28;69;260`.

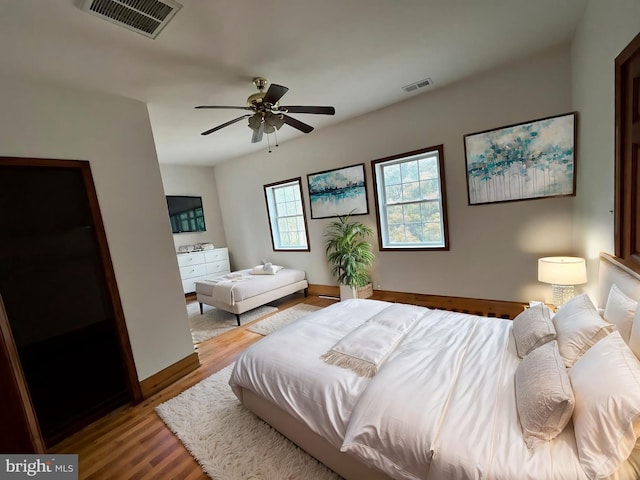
235;252;640;480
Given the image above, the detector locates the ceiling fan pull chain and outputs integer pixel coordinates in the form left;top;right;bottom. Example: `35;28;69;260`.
267;132;272;153
274;130;279;148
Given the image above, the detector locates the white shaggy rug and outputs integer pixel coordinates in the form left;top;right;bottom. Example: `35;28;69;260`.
187;303;277;343
247;304;322;336
155;364;341;480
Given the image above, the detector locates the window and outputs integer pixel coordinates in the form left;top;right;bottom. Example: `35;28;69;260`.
372;145;449;250
264;177;310;251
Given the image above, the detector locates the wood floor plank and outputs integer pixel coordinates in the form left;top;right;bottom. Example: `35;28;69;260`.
49;293;336;479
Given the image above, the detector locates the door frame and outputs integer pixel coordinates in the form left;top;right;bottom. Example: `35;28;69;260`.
0;157;142;451
614;31;640;269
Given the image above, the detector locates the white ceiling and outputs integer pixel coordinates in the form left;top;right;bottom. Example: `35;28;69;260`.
0;0;587;166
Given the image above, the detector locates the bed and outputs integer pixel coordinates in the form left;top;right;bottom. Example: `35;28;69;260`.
195;266;308;325
228;252;640;480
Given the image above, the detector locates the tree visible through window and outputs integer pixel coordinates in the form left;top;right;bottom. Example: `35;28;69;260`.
372;145;449;250
264;177;310;251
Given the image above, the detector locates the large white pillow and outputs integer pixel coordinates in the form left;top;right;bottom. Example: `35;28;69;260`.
604;283;637;343
569;331;640;479
512;304;556;358
629;310;640;360
552;294;615;367
515;340;574;448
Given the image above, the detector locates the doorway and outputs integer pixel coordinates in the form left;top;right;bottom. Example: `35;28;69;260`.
0;157;140;449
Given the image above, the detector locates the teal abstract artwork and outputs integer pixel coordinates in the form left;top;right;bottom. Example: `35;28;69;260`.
464;113;576;205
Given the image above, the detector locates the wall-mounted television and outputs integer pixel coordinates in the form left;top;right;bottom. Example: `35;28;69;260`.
166;195;206;234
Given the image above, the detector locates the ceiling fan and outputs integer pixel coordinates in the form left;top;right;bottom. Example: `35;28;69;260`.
195;77;336;146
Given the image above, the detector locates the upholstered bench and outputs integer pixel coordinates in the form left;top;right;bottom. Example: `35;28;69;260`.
195;268;308;325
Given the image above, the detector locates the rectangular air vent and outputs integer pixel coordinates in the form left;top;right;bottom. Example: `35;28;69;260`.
81;0;182;39
402;77;433;93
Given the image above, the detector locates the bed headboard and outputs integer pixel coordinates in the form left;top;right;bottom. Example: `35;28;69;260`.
598;252;640;308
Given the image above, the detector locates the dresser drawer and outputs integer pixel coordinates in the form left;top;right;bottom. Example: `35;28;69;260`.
177;252;206;267
204;248;228;263
179;263;207;279
205;260;230;276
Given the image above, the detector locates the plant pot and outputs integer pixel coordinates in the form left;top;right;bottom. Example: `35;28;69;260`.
339;283;373;301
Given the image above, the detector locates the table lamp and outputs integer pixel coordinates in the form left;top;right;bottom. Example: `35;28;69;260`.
538;256;587;307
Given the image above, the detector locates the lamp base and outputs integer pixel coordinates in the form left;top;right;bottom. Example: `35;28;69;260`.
552;284;575;308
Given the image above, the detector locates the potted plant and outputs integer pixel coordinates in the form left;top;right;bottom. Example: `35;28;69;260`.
324;212;375;300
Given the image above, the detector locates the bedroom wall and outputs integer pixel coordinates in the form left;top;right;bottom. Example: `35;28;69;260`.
0;76;195;381
159;164;228;254
571;0;640;303
214;46;574;303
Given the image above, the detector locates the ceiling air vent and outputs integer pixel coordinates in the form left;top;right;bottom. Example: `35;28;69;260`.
402;77;433;93
81;0;182;39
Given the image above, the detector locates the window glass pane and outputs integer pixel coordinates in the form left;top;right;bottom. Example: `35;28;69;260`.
401;160;419;182
385;184;402;204
383;164;402;185
274;188;285;203
386;204;403;224
421;201;441;222
419;157;438;180
403;203;421;223
420;179;440;200
284;186;294;202
388;223;406;243
402;181;421;202
423;222;442;242
405;222;423;242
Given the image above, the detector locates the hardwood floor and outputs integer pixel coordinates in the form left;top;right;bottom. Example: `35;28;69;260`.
50;293;338;480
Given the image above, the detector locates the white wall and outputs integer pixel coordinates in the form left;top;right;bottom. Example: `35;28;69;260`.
215;46;574;303
0;77;195;381
159;164;228;255
572;0;640;302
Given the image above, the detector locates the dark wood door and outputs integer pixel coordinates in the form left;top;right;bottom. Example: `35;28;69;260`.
0;158;141;450
615;32;640;267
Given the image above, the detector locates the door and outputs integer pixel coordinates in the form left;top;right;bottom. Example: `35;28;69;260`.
615;31;640;267
0;157;141;449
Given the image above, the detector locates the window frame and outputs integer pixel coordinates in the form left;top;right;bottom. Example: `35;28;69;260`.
371;145;449;251
263;177;311;252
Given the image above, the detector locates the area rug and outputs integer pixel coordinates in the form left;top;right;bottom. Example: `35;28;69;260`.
247;304;322;336
187;303;277;343
155;364;341;480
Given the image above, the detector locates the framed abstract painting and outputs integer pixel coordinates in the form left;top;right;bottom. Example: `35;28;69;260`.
307;163;369;219
464;112;577;205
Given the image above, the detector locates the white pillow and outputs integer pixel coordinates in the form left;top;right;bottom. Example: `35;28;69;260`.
604;283;637;343
512;304;556;358
251;264;283;275
552;294;615;367
629;310;640;361
515;340;574;448
569;331;640;479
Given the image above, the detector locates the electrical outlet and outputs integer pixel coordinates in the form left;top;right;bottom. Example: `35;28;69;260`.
376;284;382;289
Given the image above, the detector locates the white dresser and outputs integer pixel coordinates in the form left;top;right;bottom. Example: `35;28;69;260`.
177;247;230;294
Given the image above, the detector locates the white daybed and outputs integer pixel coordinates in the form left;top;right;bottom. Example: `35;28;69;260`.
229;252;640;480
195;267;308;325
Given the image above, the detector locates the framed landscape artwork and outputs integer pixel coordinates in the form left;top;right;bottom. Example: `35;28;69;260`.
307;163;369;219
464;112;577;205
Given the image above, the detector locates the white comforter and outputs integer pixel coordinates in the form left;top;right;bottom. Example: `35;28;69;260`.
229;299;588;480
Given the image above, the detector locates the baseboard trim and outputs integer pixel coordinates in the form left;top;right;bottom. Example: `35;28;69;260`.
309;284;526;319
308;284;339;297
140;352;200;399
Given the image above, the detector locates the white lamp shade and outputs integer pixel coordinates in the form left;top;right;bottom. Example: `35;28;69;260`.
538;257;587;285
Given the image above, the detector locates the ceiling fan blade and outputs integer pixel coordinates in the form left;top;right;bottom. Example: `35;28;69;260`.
195;105;252;110
201;114;251;135
282;114;314;134
251;123;264;143
281;106;335;115
262;84;289;105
